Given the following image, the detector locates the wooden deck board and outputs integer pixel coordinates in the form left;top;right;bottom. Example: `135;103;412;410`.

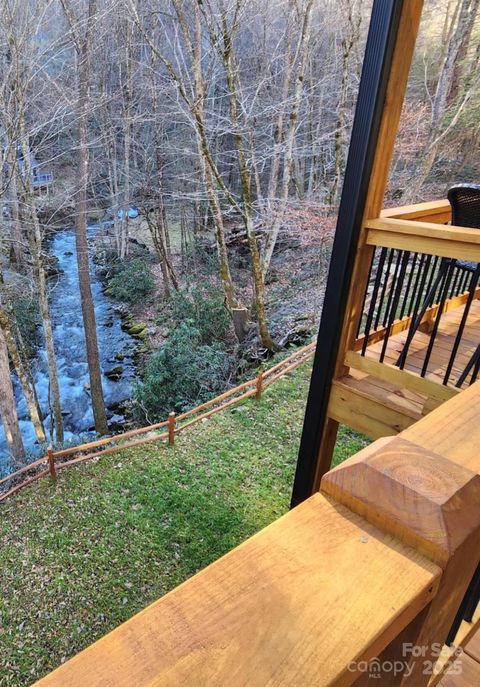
346;369;425;416
336;300;480;439
465;627;480;663
437;653;480;687
437;623;480;687
329;378;424;438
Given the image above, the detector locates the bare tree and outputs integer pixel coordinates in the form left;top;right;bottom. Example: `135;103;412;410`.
261;0;315;278
328;0;362;208
0;0;64;442
128;0;239;313
0;297;46;445
0;326;25;465
60;0;108;434
19;133;65;441
407;0;480;197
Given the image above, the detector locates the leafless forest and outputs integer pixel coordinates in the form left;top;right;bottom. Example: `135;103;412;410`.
0;0;478;470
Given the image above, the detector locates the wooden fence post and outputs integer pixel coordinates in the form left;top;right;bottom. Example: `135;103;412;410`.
256;370;263;399
168;412;176;446
47;447;56;479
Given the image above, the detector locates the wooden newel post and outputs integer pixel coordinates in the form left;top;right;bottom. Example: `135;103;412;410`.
168;412;176;446
255;370;263;399
47;447;56;480
321;435;480;686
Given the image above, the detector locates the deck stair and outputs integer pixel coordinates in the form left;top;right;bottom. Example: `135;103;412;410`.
328;298;480;440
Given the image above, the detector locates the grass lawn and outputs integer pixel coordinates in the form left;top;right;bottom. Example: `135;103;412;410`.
0;361;368;687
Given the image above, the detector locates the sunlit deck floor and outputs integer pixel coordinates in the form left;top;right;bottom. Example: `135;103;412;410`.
366;298;480;389
438;608;480;687
334;299;480;435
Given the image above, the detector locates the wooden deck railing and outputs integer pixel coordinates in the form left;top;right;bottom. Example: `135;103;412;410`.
322;199;480;463
350;199;480;403
31;381;480;687
32;172;53;186
0;342;316;503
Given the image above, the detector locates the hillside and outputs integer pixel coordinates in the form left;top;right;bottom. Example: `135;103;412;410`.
0;361;367;687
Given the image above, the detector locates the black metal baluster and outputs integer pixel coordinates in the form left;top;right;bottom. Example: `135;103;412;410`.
449;266;461;298
459;269;470;294
446;563;480;646
414;254;433;313
420;261;455;378
397;254;438;370
434;258;449;304
399;252;417;320
382;250;403;327
424;256;440;302
356;249;376;338
361;248;388;356
406;253;425;316
380;251;410;363
464;564;480;623
456;345;480;388
456;267;466;295
443;267;480;386
470;347;480;385
374;248;395;330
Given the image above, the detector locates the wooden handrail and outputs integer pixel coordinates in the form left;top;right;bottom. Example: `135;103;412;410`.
32;495;441;687
324;383;480;683
365;217;480;262
31;385;480;687
380;199;450;223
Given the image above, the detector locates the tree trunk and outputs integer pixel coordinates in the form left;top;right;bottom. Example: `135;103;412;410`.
0;305;46;444
62;0;108;435
201;155;237;311
119;19;134;260
431;0;479;129
37;263;65;441
329;0;361;208
221;42;276;350
0;327;25;466
7;155;24;267
146;208;178;293
76;56;108;435
119;113;131;260
19;131;64;442
105;129;121;255
406;0;480;199
262;0;314;279
190;3;237;312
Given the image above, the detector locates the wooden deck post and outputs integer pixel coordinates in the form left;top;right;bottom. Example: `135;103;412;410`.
255;370;263;399
47;447;56;479
322;435;480;685
168;412;176;446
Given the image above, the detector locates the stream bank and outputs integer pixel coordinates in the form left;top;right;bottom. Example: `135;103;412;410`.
0;226;138;477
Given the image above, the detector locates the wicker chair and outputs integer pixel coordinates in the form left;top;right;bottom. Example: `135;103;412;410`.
448;183;480;228
397;183;480;381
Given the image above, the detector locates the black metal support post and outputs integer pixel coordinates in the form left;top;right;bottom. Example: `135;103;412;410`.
291;0;407;507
